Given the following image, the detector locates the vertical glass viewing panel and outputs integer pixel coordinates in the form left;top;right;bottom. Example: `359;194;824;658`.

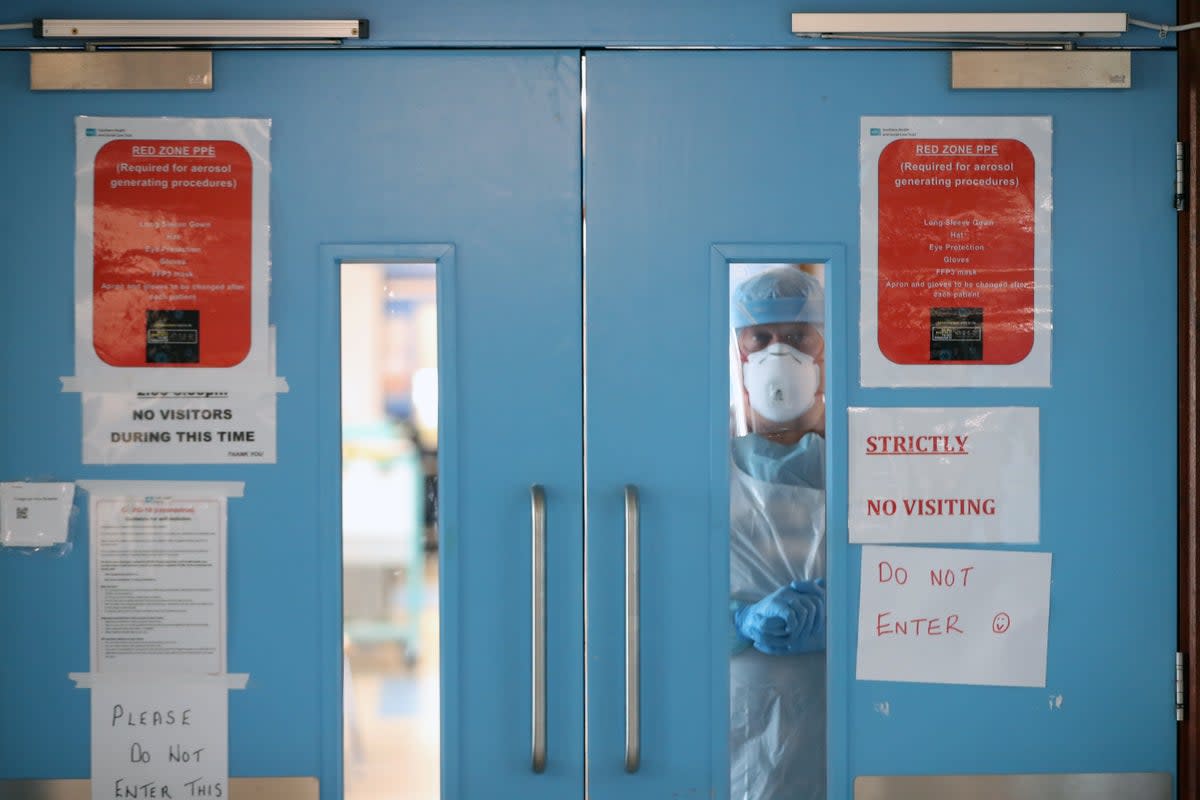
341;262;440;800
728;263;827;800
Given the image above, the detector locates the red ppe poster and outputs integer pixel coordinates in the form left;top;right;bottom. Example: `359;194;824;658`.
860;117;1051;387
72;117;273;392
92;139;252;367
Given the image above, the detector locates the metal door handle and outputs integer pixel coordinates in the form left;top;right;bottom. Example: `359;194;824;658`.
624;485;641;773
531;485;547;773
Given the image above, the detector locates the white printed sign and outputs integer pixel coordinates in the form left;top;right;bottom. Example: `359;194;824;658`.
91;677;227;800
849;407;1038;544
88;492;227;674
82;327;283;465
856;545;1052;687
83;390;276;464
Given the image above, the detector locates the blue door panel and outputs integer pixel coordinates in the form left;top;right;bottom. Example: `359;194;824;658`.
0;50;585;800
585;50;1176;797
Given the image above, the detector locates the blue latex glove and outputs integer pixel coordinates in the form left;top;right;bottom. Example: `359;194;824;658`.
734;579;826;655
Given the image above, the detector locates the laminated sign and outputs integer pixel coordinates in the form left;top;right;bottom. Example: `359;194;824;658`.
860;117;1052;387
71;117;274;392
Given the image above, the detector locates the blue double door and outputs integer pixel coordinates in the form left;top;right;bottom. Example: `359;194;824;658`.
0;47;1177;799
584;49;1176;799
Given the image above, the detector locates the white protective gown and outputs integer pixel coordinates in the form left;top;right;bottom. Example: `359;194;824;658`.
730;433;826;800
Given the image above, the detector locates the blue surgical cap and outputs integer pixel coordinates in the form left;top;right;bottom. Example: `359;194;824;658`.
731;266;825;329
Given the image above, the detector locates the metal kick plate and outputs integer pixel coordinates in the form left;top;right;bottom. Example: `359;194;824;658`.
30;52;213;91
856;772;1171;799
0;777;316;800
952;51;1131;89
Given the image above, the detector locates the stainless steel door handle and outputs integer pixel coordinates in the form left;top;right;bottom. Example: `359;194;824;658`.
624;485;641;773
531;484;547;773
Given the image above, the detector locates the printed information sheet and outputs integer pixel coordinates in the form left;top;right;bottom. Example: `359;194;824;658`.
856;545;1052;687
860;116;1052;387
89;494;227;673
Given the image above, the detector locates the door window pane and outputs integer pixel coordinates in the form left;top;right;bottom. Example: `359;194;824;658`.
729;263;827;800
342;262;440;800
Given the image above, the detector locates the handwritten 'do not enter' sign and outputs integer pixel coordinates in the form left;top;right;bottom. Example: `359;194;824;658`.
856;545;1051;687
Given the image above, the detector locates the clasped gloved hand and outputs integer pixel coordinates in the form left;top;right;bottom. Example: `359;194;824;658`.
734;578;826;655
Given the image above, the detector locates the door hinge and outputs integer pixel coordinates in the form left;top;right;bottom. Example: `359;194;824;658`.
1175;141;1186;211
1177;651;1185;722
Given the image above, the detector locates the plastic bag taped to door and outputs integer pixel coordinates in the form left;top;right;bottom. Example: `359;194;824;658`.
0;481;78;556
728;263;827;800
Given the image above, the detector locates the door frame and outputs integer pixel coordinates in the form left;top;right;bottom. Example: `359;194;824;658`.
1178;0;1200;793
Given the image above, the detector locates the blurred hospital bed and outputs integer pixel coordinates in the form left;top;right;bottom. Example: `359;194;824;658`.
342;430;425;665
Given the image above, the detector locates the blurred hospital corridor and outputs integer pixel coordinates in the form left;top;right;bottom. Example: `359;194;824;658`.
341;261;441;800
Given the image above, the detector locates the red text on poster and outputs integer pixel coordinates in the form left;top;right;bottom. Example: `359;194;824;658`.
877;138;1035;365
92;139;253;367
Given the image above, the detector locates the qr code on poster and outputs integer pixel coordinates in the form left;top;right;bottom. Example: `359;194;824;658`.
15;506;28;520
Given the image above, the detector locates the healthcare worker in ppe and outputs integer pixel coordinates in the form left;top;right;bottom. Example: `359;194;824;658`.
729;265;826;800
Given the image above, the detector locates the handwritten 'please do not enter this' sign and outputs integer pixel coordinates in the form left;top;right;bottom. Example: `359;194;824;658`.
91;677;228;800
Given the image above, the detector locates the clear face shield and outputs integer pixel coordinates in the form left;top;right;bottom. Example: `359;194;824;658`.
730;265;826;442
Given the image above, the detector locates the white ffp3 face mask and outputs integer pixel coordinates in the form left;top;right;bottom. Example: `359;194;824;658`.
741;343;820;423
